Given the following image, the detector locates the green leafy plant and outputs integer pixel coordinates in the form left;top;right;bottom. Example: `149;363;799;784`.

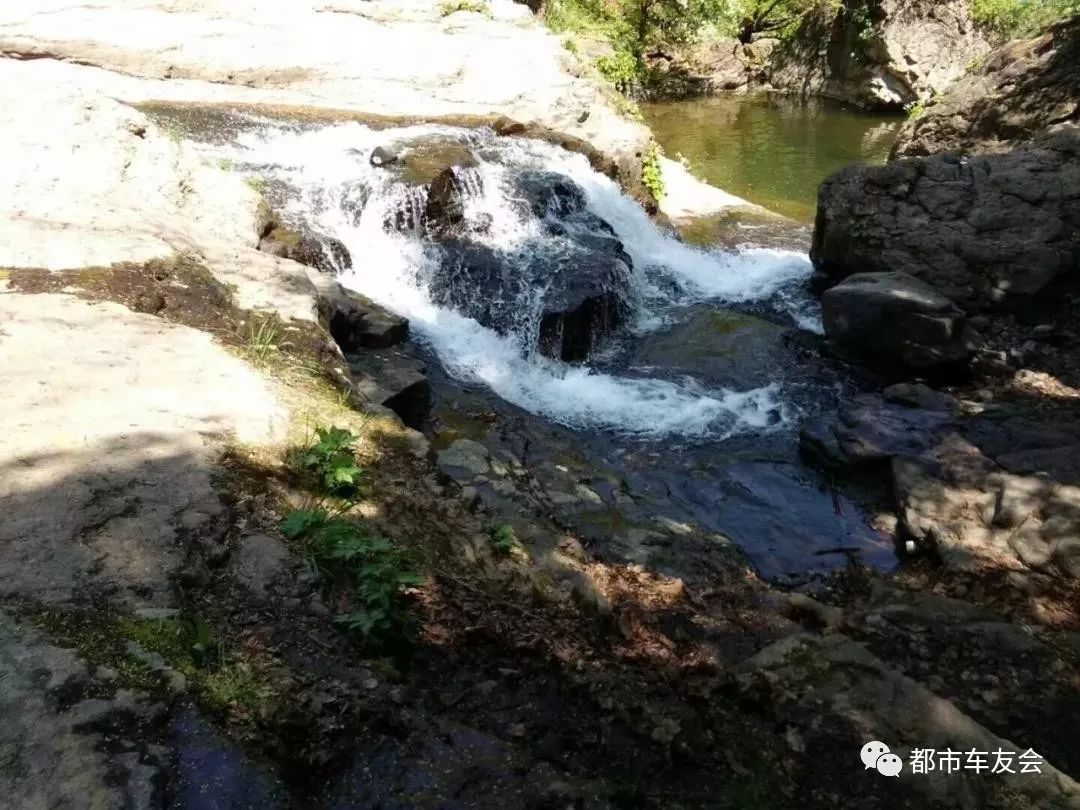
596;49;642;94
282;509;421;642
490;524;520;556
971;0;1079;38
297;426;366;498
641;141;666;201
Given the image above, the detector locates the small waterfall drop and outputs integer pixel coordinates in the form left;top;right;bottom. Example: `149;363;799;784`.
204;120;819;439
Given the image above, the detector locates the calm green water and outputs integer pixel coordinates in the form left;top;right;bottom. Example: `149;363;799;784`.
643;94;903;222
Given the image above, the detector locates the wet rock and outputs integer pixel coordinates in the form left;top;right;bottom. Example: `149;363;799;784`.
400;139;478;186
513;169;587;218
168;703;286;808
349;349;431;430
437;439;491;479
821;272;970;371
812;130;1080;314
630;308;790;389
233;533;292;597
311;275;409;351
258;224;352;274
369;144;399;167
432;238;630;362
424;165;478;238
881;382;957;411
800;393;954;470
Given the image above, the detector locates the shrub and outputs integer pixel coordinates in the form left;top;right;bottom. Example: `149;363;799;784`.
642;142;666;201
294;426;366;499
283;509;421;641
971;0;1080;39
490;524;520;555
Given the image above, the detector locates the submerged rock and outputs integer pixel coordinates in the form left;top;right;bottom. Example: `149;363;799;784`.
630;308;790;390
821;271;970;371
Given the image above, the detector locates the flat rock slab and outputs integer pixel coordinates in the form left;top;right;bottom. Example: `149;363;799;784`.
0;0;649;174
739;633;1080;808
0;293;285;606
0;611;166;809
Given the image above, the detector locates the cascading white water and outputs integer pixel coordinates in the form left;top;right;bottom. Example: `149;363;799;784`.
202;120;820;439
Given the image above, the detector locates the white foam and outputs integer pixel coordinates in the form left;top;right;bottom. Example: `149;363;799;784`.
207;121;812;438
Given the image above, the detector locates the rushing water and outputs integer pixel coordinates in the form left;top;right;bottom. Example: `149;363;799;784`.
188;112;894;581
643;94;903;221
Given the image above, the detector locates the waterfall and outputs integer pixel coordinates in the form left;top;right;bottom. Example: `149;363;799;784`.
201;120;819;439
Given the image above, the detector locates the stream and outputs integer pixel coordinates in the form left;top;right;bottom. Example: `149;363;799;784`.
190;100;899;584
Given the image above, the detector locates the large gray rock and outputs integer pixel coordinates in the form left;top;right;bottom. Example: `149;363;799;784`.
893;17;1080;159
821;271;970;370
812;128;1080;314
349;348;431;429
0;294;285;607
258;224;352;274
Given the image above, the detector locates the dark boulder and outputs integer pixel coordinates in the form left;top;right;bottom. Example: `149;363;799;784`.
349;349;430;429
821;271;970;371
258;225;352;274
369;145;399;167
811;129;1080;315
424;166;483;239
431;238;630;362
313;279;408;352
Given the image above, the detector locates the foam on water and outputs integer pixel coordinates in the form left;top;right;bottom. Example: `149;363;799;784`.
210;120;816;438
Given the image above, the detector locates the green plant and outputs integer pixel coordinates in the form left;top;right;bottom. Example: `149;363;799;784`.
906;100;927;119
971;0;1080;38
439;0;491;17
296;426;366;498
490;524;520;556
596;49;642;94
244;315;289;367
642;141;666;201
283;508;421;641
563;37;580;54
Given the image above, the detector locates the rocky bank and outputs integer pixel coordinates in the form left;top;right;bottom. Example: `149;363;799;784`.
807;12;1080;649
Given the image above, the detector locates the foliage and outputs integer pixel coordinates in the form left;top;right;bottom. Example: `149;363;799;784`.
970;0;1080;39
439;0;491;16
596;49;642;93
642;141;666;201
295;426;366;498
906;100;927;119
283;508;421;641
489;524;520;555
